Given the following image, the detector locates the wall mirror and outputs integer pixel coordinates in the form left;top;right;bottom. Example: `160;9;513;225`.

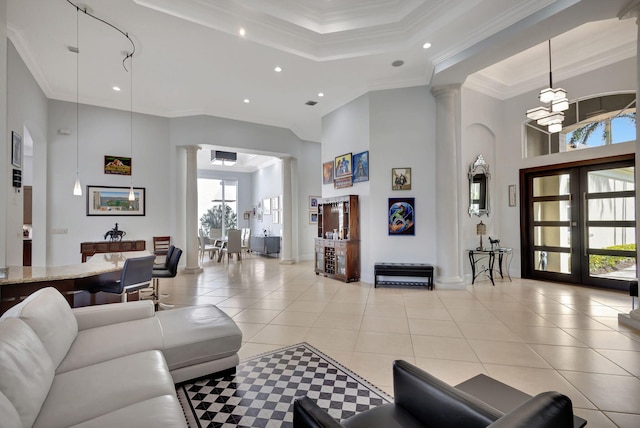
468;154;490;217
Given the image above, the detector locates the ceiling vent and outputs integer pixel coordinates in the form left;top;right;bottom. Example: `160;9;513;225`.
211;150;237;166
305;100;318;106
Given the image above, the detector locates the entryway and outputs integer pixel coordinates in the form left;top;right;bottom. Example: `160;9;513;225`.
521;155;636;291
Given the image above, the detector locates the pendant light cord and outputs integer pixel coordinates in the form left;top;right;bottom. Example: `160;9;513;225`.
76;5;79;178
548;39;553;89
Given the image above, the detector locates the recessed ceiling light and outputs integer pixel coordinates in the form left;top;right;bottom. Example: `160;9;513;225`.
318;92;324;97
112;86;121;91
243;98;250;103
239;27;246;37
422;42;432;49
391;60;404;67
274;66;282;72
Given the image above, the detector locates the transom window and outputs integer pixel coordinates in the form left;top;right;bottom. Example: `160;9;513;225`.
525;93;636;158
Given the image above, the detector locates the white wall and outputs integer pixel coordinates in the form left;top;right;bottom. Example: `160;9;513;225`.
322;87;436;283
251;161;283;237
6;41;47;266
47;100;171;265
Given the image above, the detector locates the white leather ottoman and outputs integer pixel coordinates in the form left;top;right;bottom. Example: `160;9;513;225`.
156;305;242;383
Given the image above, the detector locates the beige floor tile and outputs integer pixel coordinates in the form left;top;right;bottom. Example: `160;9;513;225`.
249;299;294;310
305;328;358;352
604;411;640;428
322;301;367;315
360;316;410;334
314;312;363;330
405;306;452;320
232;308;281;324
348;352;415;389
596;349;640;376
457;322;523;342
216;297;263;309
239;343;284;360
468;339;551;368
364;304;407;318
414;358;487;386
189;295;229;306
541;314;612;330
355;331;414;356
408;318;463;338
447;308;501;323
270;310;320;327
560;371;640;413
249;324;309;346
491;310;556;327
412;336;479;362
483;364;595;410
508;325;588;347
236;322;266;342
563;329;640;351
530;344;630;375
318;349;353;367
285;300;328;313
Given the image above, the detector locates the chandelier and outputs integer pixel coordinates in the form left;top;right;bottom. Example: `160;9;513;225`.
526;40;569;133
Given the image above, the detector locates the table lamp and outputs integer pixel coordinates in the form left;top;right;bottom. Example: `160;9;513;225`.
476;221;486;250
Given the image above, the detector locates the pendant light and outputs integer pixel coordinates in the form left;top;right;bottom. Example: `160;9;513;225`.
128;51;135;202
72;5;82;196
525;40;569;133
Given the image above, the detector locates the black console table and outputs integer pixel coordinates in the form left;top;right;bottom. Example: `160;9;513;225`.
467;248;512;286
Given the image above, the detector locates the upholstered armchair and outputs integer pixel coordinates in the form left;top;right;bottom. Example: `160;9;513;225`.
293;360;574;428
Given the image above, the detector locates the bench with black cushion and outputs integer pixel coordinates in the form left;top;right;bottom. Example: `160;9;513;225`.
374;263;434;289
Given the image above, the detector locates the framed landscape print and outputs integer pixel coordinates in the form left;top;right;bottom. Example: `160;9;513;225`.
352;151;369;183
388;197;415;235
86;185;146;216
392;168;411;190
334;153;352;178
323;161;334;185
104;155;132;175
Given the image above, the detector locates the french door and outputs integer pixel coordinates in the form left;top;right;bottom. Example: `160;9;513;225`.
521;156;636;290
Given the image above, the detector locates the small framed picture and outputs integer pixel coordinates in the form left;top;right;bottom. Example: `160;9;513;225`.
104;155;132;175
309;196;320;211
263;198;271;215
352;151;369;183
11;131;22;168
508;184;517;207
392;168;411;190
323;161;334;185
272;196;280;210
334;153;352;178
309;211;318;224
273;210;280;224
243;211;251;220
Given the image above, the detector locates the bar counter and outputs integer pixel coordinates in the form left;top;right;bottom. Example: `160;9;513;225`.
0;251;150;314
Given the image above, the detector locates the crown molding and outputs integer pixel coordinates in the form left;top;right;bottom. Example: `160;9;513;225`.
7;24;54;98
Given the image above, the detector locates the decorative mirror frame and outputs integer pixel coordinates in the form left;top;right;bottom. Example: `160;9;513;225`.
468;155;490;217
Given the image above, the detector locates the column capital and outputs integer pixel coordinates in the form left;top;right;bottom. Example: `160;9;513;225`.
431;84;461;98
182;145;201;154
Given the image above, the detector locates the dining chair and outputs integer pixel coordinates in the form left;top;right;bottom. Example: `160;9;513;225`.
152;236;171;262
241;228;251;257
199;234;219;263
222;229;242;263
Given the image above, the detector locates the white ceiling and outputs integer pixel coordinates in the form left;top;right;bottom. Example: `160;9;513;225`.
7;0;637;149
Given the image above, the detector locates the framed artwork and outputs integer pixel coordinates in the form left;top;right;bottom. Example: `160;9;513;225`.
272;196;280;210
258;212;263;222
11;131;22;168
508;184;517;207
309;196;320;211
352;151;369;183
334;153;352;178
309;211;318;224
392;168;411;190
104;155;132;175
263;198;271;215
388;197;415;235
334;176;353;189
86;185;146;216
243;211;251;220
323;161;334;185
273;210;280;224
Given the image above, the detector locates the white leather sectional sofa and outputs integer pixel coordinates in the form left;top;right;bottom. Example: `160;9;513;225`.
0;287;243;428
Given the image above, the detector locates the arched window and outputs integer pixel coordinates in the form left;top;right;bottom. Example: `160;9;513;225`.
525;93;636;158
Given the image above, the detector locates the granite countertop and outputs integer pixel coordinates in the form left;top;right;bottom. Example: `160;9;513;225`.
0;251;152;285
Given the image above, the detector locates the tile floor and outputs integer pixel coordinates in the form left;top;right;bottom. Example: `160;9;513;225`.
159;256;640;427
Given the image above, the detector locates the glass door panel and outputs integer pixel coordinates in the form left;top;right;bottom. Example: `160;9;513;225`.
535;250;571;274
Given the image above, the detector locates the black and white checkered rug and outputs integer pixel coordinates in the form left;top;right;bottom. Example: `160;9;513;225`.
176;342;392;428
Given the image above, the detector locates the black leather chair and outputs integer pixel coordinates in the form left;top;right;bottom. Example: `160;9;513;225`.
151;247;182;309
154;244;175;269
88;255;156;303
294;360;574;428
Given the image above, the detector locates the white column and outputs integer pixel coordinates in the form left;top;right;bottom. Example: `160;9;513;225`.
280;156;295;264
183;145;202;274
431;84;464;286
636;13;640;280
0;0;8;275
